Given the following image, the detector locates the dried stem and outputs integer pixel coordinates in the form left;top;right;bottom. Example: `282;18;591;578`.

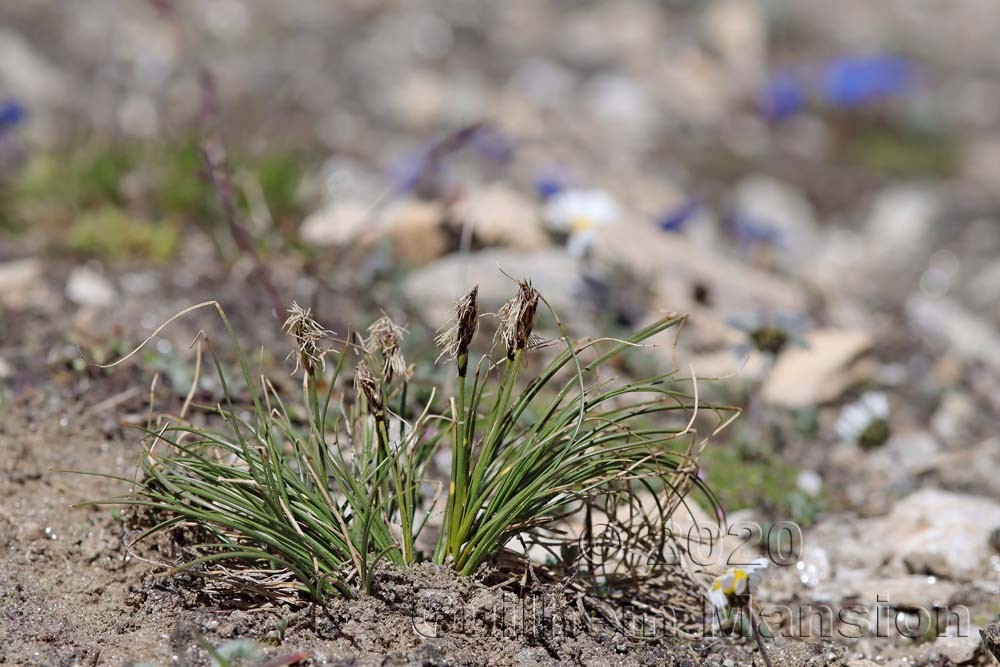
199;69;284;316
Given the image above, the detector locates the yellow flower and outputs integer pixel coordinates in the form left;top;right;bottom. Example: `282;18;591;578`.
542;188;621;257
708;557;768;609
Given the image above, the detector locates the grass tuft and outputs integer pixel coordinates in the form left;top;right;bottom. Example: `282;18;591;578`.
91;284;736;603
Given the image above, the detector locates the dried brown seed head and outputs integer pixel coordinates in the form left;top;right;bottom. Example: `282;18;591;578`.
435;285;479;373
282;301;334;375
365;315;408;383
354;361;383;413
496;280;539;360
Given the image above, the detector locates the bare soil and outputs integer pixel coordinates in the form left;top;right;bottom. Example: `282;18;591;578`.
0;279;848;666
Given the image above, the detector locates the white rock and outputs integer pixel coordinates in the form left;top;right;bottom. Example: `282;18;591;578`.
0;29;74;107
932;634;982;664
0;258;45;309
452;184;548;251
762;329;873;408
805;516;892;572
299;201;371;246
65;266;116;308
866;187;939;263
797;470;823;497
379;199;446;265
796;543;833;588
843;430;938;499
403;249;581;329
839;576;957;611
883;431;941;477
592;219;808;314
883;489;1000;580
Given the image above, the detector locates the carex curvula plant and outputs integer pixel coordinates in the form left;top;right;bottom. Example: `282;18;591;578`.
92;279;735;603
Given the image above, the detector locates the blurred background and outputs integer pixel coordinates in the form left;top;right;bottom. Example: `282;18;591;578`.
1;0;999;661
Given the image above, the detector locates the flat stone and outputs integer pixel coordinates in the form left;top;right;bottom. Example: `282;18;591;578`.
762;329;873;408
931;634;982;664
452;184;549;251
403;249;582;330
838;576;957;611
803;516;893;573
592;219;808;314
380;199;447;265
65;266;116;308
0;258;45;309
883;489;1000;580
299;200;371;246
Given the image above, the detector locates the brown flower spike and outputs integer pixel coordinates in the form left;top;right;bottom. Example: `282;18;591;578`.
435;286;479;375
282;301;334;376
365;315;408;383
496;280;539;360
354;361;383;415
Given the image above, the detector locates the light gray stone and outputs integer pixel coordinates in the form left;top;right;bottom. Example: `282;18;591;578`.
883;489;1000;580
0;258;45;309
452;184;548;251
65;266;116;308
403;249;582;329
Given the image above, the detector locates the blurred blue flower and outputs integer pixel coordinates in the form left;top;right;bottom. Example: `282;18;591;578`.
822;55;916;108
388;122;513;196
0;98;27;133
389;149;437;194
658;198;700;233
534;174;563;200
758;71;804;121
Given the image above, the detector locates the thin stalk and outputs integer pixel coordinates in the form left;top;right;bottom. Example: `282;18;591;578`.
444;356;470;559
749;607;774;667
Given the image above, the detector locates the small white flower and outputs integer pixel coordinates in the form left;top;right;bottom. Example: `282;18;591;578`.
796;469;823;497
834;391;890;447
543;188;621;257
707;557;769;609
